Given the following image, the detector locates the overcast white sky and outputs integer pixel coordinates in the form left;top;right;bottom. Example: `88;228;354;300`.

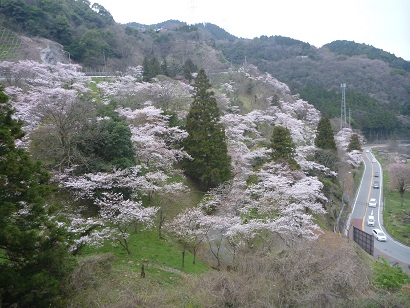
95;0;410;60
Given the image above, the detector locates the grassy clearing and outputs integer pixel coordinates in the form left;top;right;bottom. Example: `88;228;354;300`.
61;175;209;305
383;189;410;246
66;227;209;306
78;227;209;284
373;152;410;246
77;175;208;275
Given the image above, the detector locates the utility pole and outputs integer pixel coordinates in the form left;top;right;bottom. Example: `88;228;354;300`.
340;83;347;129
66;51;71;64
103;50;107;76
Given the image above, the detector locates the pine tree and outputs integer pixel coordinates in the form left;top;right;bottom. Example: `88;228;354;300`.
315;116;337;150
183;69;231;190
0;86;73;306
142;56;150;81
142;54;162;82
347;133;362;152
269;125;300;169
161;57;169;77
183;58;197;82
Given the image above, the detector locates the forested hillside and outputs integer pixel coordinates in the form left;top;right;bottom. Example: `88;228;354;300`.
1;2;410;306
0;58;389;306
1;1;409;140
323;40;410;72
217;36;410;139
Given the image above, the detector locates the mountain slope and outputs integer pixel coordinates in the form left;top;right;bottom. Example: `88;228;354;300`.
1;1;409;139
323;40;410;71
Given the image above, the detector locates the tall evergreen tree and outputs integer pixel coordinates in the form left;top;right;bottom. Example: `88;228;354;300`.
314;116;339;170
142;54;162;82
183;58;198;82
315;116;337;150
183;69;231;190
161;57;169;77
347;133;362;152
269;125;299;169
0;86;73;306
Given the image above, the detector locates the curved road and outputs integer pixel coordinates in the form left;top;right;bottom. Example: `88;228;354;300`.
346;148;410;271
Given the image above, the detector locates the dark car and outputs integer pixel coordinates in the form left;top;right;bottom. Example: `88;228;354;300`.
373;181;380;189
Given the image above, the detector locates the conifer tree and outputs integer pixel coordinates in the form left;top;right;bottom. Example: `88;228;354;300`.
314;116;339;170
0;86;73;306
347;133;362;152
315;116;337;150
142;54;162;81
161;57;169;77
269;125;300;169
183;58;197;82
183;69;231;190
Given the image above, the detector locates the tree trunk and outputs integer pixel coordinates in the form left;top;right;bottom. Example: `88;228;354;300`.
158;208;165;238
119;237;131;254
140;264;145;278
182;248;185;269
400;190;404;206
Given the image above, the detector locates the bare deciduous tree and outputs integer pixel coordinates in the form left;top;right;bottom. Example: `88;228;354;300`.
388;163;410;206
182;233;371;307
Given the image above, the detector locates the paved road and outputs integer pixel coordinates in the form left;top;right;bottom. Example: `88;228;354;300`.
346;148;410;271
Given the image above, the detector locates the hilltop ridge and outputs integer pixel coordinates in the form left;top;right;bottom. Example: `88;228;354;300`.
0;1;409;138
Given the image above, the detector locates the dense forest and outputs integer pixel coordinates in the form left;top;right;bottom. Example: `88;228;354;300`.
323;40;410;72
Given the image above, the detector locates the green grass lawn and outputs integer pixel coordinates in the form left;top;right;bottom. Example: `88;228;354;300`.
79;227;209;276
383;189;410;246
373;151;410;246
66;227;210;306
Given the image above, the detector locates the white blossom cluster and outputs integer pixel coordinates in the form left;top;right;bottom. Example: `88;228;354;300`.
1;61;91;146
335;127;364;167
1;60;341;255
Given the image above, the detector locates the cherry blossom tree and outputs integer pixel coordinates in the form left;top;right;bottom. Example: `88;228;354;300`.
125;65;144;80
204;215;243;267
165;208;211;268
115;105;189;171
0;61;89;91
1;61;92;150
191;69;332;257
197;163;327;252
221;111;274;174
165;206;246;268
1;59;341;270
95;192;158;254
56;164;188;245
97;73;193;112
335;127;365;168
31;88;96;169
56;166;186;201
65;215;114;254
335;127;355;150
388;163;410;206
